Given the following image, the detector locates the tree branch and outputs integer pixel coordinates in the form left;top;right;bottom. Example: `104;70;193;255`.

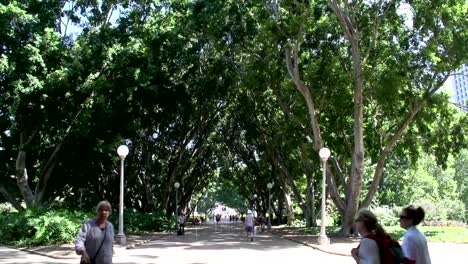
363;0;396;64
33;91;97;204
362;98;427;207
0;184;24;211
272;150;308;213
362;74;450;207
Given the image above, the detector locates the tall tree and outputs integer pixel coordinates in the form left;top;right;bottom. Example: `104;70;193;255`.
263;0;467;233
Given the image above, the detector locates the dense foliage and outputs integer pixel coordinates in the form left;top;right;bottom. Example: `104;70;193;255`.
0;205;172;246
0;0;466;237
0;207;90;246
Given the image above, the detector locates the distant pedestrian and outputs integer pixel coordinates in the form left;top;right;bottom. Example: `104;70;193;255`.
178;213;186;235
258;213;266;232
351;209;383;264
245;210;255;242
75;200;114;264
400;205;432;264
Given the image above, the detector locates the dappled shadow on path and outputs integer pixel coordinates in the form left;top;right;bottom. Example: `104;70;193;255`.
133;223;318;252
271;226;360;256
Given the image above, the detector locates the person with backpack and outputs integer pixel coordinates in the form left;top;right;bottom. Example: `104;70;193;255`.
399;205;432;264
352;208;416;264
351;209;383;264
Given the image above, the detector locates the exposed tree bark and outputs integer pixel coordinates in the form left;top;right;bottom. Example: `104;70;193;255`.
284;24;350;228
327;0;366;235
301;147;317;226
273;86;319;226
305;174;315;226
15;128;37;207
285;42;323;151
285;192;294;225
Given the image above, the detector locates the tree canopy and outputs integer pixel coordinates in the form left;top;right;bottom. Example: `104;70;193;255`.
0;0;466;231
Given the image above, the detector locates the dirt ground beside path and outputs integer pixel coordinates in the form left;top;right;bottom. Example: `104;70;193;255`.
16;232;170;259
271;226;360;256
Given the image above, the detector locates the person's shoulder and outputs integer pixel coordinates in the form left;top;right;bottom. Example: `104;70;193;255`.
84;219;95;225
360;238;379;251
80;219;95;229
106;221;114;228
361;237;378;244
406;226;421;237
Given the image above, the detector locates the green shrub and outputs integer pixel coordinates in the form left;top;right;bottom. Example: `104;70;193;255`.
371;198;465;227
372;205;401;226
0;211;33;244
0;209;91;246
108;208;172;233
415;198;466;223
27;210;91;246
290;218;306;227
0;206;191;246
0;203;18;213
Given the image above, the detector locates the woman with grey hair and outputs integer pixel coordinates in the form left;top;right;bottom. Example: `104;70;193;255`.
75;200;114;264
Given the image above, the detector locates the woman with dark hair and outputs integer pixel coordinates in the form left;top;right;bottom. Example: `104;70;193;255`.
75;200;114;264
400;205;432;264
351;209;385;264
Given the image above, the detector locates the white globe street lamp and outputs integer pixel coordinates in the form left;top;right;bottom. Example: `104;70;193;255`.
174;182;180;232
116;145;129;246
267;182;273;231
318;147;331;245
253;194;257;215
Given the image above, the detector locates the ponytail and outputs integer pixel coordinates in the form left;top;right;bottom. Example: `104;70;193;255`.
375;223;387;237
413;207;425;225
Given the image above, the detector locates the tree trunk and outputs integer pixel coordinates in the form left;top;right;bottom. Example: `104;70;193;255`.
305;175;316;227
280;177;294;225
34;144;60;205
16;130;35;207
326;0;365;235
272;149;311;220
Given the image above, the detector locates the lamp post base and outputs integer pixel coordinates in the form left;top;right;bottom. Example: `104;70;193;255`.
267;222;271;231
116;233;126;246
317;235;330;245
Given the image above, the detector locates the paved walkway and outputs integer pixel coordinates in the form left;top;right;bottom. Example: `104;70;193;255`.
0;223;466;263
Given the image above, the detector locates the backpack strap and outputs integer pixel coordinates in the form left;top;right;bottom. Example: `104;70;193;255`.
90;223;107;263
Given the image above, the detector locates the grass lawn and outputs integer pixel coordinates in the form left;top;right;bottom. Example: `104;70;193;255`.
301;225;468;243
386;225;468;243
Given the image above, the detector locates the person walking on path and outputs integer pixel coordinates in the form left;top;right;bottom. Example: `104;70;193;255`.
245;210;255;242
351;209;383;264
399;205;432;264
75;200;114;264
178;213;186;235
258;213;266;232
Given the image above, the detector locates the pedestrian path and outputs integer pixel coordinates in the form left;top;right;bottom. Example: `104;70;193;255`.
1;223;466;263
114;223;355;264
